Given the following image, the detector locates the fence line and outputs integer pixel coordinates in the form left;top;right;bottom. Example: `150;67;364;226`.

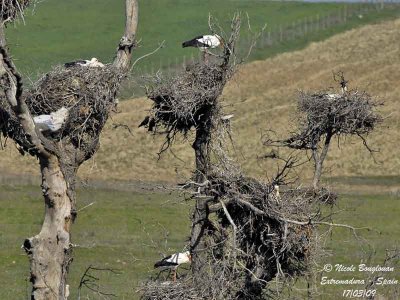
132;2;400;80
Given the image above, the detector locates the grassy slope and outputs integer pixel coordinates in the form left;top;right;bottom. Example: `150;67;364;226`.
6;0;370;79
0;181;398;299
3;16;398;184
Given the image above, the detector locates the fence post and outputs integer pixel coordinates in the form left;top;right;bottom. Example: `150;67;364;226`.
298;19;303;36
304;18;308;34
268;30;271;46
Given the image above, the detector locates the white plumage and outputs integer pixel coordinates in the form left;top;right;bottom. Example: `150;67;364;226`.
196;35;221;50
221;114;234;121
326;94;340;99
64;57;104;68
33;107;69;132
182;34;223;51
154;251;191;282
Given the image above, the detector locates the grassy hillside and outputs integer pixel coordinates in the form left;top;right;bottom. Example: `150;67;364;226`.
0;180;399;299
5;0;399;84
2;16;399;184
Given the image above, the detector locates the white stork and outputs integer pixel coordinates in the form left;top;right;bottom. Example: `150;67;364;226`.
154;251;191;282
182;34;223;50
64;57;104;68
182;34;223;62
33;107;69;133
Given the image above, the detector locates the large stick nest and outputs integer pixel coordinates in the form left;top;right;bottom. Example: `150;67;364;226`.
208;172;319;278
1;0;33;22
282;89;383;150
0;65;123;155
141;169;331;299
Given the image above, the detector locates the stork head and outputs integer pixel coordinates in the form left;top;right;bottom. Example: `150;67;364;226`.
90;57;99;63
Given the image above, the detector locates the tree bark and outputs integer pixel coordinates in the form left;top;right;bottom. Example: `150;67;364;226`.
1;1;139;297
23;155;73;300
312;131;332;190
190;112;212;273
113;0;138;70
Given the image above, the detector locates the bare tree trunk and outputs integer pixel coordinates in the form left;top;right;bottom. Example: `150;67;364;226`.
312;131;332;190
190;113;212;273
0;1;139;298
23;155;73;300
113;0;138;70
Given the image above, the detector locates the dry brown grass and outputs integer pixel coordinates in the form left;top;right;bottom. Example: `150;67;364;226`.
1;18;399;183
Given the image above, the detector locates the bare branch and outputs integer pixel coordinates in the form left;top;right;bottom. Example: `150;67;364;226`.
78;265;121;299
0;26;51;158
130;40;165;71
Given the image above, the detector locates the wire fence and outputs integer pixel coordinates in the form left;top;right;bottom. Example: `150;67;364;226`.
125;1;400;96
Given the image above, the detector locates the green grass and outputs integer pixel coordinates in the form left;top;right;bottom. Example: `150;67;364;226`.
249;6;400;62
0;185;191;299
291;192;400;299
0;178;399;299
326;175;400;187
6;0;398;85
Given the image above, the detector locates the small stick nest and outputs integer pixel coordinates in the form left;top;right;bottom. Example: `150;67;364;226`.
1;65;123;153
140;60;233;155
146;62;228;134
139;13;240;154
1;0;33;22
286;186;338;206
140;278;200;300
140;257;244;300
284;90;383;150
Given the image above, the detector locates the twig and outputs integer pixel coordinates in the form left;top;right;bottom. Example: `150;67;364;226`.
219;199;237;267
77;202;96;213
130;41;165;71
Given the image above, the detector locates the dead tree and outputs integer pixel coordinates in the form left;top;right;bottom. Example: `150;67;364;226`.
267;73;383;190
0;1;138;299
140;14;240;275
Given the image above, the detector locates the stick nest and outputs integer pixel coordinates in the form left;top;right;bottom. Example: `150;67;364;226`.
141;170;330;299
209;172;319;277
284;90;383;150
1;0;33;22
1;65;123;154
142;61;231;137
